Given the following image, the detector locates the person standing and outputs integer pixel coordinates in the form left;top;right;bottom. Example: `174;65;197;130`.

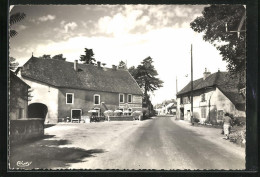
223;112;232;139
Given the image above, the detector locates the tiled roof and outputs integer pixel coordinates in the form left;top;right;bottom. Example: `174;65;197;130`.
21;57;143;95
10;71;30;88
177;72;245;109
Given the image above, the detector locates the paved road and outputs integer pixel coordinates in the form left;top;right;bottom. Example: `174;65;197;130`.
71;117;245;170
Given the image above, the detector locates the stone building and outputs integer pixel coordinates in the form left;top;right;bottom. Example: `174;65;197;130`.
16;56;143;123
176;69;245;123
9;71;30;120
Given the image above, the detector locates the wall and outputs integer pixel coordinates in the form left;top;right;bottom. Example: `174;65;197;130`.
21;77;59;123
58;88;142;121
213;88;245;117
177;87;245;123
9;74;29;120
9;118;44;144
109;116;134;121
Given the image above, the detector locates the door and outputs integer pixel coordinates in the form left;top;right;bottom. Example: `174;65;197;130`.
180;108;184;120
71;109;82;120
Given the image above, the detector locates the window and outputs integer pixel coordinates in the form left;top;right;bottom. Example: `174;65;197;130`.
201;93;206;102
119;94;124;103
66;93;74;104
183;97;190;104
127;94;132;103
201;107;207;118
218;110;224;120
94;94;100;105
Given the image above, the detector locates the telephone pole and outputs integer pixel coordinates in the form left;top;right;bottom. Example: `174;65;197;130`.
191;44;194;125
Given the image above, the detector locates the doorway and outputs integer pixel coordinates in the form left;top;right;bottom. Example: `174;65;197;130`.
28;103;48;120
180;108;184;120
71;109;82;120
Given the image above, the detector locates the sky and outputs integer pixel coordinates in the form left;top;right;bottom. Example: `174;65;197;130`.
9;5;228;105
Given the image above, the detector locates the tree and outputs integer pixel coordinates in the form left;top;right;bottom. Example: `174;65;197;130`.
9;57;19;71
52;54;66;61
129;56;163;105
10;12;26;38
41;54;51;60
9;12;26;70
80;48;96;64
118;60;127;69
190;5;246;88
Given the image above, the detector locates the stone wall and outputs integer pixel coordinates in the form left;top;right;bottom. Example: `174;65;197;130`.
109;116;135;121
9;118;44;144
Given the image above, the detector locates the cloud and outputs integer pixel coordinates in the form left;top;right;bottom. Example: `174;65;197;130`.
38;14;56;22
17;25;27;31
64;22;78;32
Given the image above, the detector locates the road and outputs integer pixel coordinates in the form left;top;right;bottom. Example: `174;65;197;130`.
68;117;245;170
10;116;245;170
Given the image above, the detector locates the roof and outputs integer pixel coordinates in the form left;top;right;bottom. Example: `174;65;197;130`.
21;57;142;95
177;71;245;109
10;71;30;88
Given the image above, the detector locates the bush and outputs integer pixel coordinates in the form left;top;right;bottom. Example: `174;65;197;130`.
229;128;246;147
193;117;200;123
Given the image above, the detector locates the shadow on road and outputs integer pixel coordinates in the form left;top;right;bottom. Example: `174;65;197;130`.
9;134;106;170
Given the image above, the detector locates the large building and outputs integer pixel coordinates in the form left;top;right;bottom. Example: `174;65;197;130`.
16;56;143;123
176;69;245;123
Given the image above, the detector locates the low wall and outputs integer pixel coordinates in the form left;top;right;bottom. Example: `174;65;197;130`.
10;118;44;144
109;116;135;121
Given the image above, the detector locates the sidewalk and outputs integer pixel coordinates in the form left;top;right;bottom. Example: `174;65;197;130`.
171;117;245;159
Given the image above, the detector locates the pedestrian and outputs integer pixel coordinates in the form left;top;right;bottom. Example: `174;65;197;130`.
223;112;232;139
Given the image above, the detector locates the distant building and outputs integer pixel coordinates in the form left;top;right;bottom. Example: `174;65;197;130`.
9;71;30;120
176;69;245;123
16;57;143;123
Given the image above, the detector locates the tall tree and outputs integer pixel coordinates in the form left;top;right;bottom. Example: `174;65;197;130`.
9;12;26;70
80;48;96;64
129;56;163;104
52;54;66;61
190;5;246;89
9;12;26;38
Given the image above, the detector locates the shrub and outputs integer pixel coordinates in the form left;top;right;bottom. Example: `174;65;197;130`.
229;128;246;147
193;117;200;123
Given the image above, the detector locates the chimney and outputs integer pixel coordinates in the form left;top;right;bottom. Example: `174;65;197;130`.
74;60;78;71
203;68;211;80
112;65;117;70
97;61;101;68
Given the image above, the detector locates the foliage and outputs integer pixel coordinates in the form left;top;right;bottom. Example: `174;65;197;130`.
118;60;127;69
9;57;19;71
229;128;246;147
193;117;200;123
52;54;66;61
80;48;96;64
41;54;51;60
10;12;26;38
128;56;163;100
190;5;246;87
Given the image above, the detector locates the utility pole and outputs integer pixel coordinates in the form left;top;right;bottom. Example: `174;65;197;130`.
191;44;194;125
176;76;178;94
